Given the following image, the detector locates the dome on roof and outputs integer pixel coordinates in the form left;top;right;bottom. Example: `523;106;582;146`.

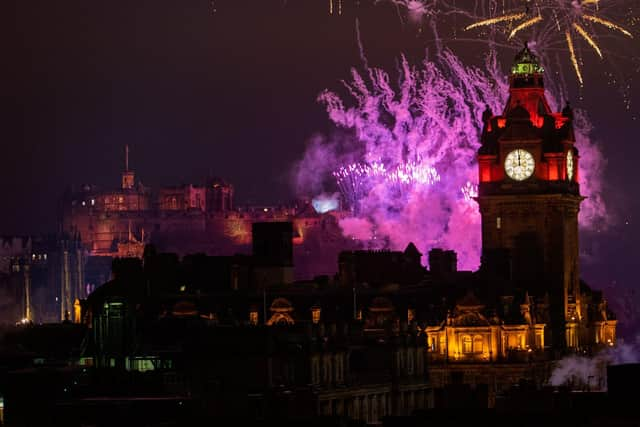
270;298;294;313
172;300;198;317
455;291;485;310
370;297;394;312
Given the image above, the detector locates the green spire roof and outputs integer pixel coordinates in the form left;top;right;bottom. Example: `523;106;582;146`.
511;43;545;75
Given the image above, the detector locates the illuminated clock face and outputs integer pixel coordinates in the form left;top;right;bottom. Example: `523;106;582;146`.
504;149;535;181
567;150;574;181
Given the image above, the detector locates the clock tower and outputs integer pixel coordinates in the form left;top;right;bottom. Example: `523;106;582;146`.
477;45;581;350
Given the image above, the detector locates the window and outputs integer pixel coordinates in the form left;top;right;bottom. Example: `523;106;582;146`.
311;307;321;324
473;336;483;353
462;335;472;353
249;311;259;325
535;332;543;348
496;217;502;229
507;334;524;349
334;354;343;383
312;358;320;384
323;356;332;384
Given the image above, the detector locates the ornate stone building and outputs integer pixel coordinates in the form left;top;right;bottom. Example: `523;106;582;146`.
476;45;615;350
56;47;619;422
61;147;354;287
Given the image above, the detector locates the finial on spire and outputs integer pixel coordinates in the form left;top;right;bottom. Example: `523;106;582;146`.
562;100;574;120
122;145;135;190
482;104;493;125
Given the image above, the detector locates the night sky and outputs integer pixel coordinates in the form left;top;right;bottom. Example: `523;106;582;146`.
2;1;639;315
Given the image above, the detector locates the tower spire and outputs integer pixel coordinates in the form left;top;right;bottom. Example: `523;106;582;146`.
121;145;135;190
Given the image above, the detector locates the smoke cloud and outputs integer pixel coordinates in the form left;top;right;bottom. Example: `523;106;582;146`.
549;338;640;390
293;49;608;269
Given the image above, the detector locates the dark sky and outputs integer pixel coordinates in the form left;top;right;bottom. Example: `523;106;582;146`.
2;0;639;305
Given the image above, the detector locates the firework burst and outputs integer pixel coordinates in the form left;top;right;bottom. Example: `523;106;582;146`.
462;0;635;85
333;160;440;213
460;181;479;202
382;0;436;23
294;45;610;269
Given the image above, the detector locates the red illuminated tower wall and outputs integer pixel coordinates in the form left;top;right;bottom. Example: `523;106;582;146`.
476;46;582;350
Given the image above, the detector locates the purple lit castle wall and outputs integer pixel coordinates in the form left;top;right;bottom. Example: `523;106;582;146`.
61;156;354;280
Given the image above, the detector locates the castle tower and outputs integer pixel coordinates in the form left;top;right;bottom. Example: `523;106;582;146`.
477;45;581;350
122;145;135;190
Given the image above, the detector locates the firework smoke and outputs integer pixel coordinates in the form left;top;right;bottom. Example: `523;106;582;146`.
294;47;609;270
312;192;341;214
549;337;640;390
386;0;435;23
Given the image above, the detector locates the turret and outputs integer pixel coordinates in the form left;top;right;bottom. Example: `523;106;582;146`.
477;44;579;190
476;45;584;350
122;145;135;190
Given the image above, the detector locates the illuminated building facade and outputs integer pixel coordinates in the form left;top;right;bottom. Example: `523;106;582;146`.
0;235;92;324
60;147;354;290
1;47;621;423
477;45;615;350
418;46;616;390
68;47;616;408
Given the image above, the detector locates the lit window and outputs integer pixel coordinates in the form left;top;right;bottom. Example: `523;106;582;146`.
81;201;86;207
496;217;502;229
311;307;321;324
249;311;259;325
473;336;483;353
462;335;472;353
91;199;95;206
